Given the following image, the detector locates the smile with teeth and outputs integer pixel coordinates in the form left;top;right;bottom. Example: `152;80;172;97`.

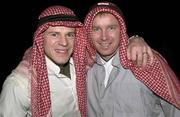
55;49;67;53
99;43;111;48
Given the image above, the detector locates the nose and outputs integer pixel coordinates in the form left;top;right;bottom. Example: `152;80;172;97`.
102;29;107;41
59;36;68;46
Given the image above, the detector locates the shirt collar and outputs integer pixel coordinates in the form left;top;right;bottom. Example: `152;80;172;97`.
96;51;123;69
45;56;74;75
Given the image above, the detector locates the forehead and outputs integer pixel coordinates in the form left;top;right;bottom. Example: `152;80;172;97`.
45;26;75;32
93;13;118;25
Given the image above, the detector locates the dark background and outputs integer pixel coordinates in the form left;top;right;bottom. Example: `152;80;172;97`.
0;0;179;91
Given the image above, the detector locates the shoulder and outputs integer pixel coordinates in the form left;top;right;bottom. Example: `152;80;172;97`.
1;67;31;99
4;70;29;88
87;63;98;74
2;70;30;94
3;59;31;90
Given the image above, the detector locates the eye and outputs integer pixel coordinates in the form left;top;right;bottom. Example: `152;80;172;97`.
92;27;100;32
66;32;75;39
109;26;116;30
50;32;58;37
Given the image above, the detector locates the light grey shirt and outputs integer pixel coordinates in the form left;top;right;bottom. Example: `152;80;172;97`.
87;52;180;117
0;57;81;117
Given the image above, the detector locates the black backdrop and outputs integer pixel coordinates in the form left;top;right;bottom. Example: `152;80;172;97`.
0;0;179;91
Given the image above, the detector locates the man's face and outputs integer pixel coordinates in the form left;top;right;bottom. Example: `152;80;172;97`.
43;26;75;65
91;13;120;61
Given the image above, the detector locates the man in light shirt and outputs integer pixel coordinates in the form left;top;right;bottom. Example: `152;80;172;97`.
84;1;180;117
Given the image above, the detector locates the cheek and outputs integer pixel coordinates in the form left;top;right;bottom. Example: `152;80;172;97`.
90;37;97;47
44;41;51;53
43;42;50;52
43;39;55;54
91;35;99;44
44;38;56;47
69;40;75;50
43;40;48;48
112;32;120;42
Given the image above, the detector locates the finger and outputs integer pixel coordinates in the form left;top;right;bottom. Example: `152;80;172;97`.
147;47;154;64
136;50;143;67
131;47;138;62
142;52;148;68
141;45;148;67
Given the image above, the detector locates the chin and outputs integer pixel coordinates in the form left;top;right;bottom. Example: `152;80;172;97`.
59;58;70;64
57;60;69;65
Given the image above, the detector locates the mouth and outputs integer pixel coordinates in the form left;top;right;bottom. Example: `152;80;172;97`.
99;42;111;48
55;49;67;54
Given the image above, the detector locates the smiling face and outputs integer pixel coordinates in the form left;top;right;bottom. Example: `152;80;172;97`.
91;13;120;61
43;26;75;65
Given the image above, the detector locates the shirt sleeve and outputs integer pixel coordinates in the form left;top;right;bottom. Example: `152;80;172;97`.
0;73;30;117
